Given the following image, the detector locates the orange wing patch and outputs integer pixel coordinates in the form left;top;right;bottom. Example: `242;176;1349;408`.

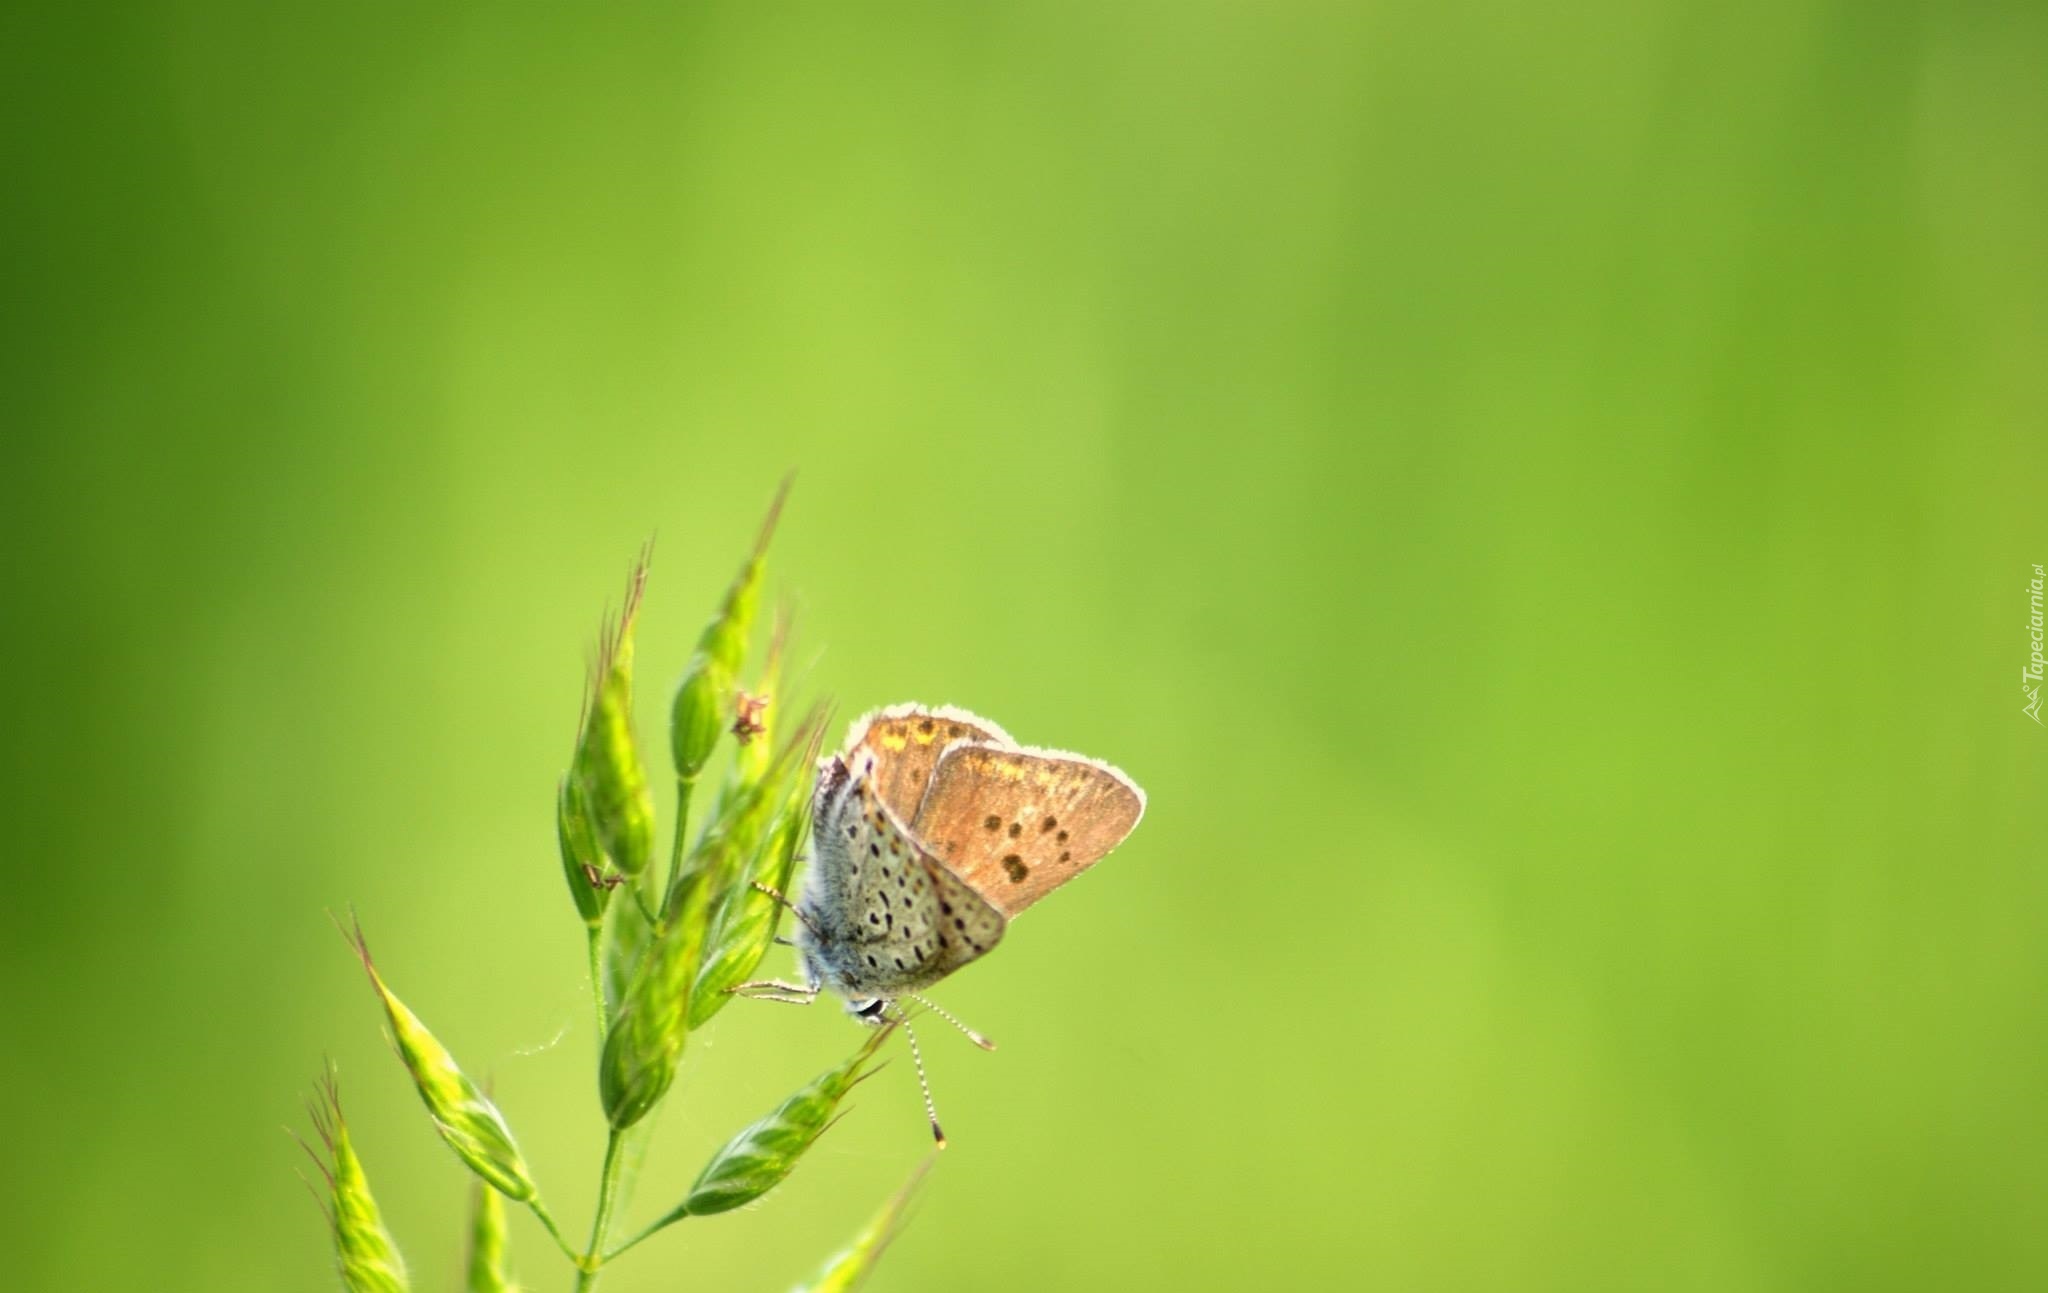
911;744;1144;918
844;704;1014;822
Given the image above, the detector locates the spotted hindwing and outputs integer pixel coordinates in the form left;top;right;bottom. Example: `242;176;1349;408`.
910;744;1145;918
819;751;1007;996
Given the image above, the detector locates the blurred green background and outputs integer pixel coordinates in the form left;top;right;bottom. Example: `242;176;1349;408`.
6;1;2046;1289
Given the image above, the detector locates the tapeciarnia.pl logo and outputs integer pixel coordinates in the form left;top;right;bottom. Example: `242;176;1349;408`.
2026;564;2045;725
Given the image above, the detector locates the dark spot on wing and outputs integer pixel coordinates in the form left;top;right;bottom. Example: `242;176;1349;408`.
984;815;1001;831
1042;815;1058;832
1057;829;1069;843
1002;854;1028;882
1007;822;1022;839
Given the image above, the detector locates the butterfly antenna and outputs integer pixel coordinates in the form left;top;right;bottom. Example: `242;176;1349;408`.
907;994;997;1051
900;1019;947;1148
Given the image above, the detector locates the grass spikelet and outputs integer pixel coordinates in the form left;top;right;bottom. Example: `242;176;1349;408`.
301;1067;411;1293
599;875;715;1129
574;544;657;880
666;1025;895;1219
465;1176;515;1293
668;653;731;795
688;798;808;1028
602;883;655;1019
606;598;813;1123
674;704;822;921
344;918;542;1202
669;476;789;788
689;712;827;1027
724;604;793;803
789;1155;936;1293
558;773;610;929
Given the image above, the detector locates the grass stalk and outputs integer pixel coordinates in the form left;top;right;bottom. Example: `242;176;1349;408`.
585;929;608;1040
573;1130;628;1292
310;492;930;1293
529;1199;581;1265
665;775;693;915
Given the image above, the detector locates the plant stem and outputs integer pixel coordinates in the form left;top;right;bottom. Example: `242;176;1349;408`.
573;1130;627;1292
600;1208;684;1264
663;776;693;916
585;927;608;1039
528;1200;581;1265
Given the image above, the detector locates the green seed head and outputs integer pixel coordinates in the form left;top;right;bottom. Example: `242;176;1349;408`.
730;607;791;784
464;1177;513;1293
599;873;717;1129
573;545;657;879
556;773;610;928
668;653;731;787
792;1155;937;1293
301;1067;410;1293
346;920;540;1202
679;703;825;928
603;885;656;1020
689;800;808;1029
674;1025;894;1217
689;714;826;1028
668;476;789;784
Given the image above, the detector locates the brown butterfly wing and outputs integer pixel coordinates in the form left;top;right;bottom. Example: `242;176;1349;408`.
822;756;1008;993
843;704;1016;823
911;743;1145;918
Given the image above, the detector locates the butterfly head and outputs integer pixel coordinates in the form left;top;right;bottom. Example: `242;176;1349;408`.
846;996;889;1024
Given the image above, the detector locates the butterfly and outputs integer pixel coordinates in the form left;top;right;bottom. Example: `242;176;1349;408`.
738;703;1145;1137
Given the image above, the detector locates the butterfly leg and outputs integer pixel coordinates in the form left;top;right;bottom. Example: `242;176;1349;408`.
730;978;820;1005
